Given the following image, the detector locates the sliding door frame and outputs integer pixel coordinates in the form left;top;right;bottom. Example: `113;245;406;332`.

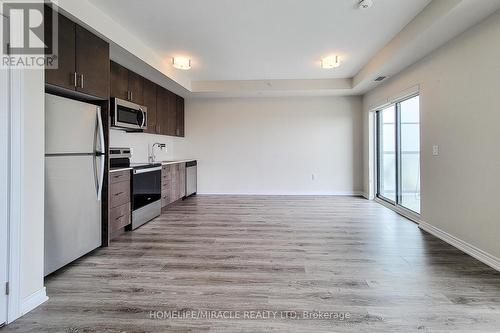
375;105;397;205
375;93;420;216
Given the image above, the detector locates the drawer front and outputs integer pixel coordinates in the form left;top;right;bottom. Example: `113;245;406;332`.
109;202;131;232
161;181;169;192
110;170;130;184
110;180;130;208
162;165;170;180
161;193;168;208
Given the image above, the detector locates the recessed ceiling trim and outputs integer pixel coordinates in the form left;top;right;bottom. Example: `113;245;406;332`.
352;0;500;93
191;79;353;93
61;0;500;97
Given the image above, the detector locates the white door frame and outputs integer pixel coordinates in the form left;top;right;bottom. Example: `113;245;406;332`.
1;10;24;324
7;63;23;325
0;12;10;326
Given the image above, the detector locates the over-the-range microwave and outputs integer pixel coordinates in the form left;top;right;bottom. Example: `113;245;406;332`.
111;97;148;131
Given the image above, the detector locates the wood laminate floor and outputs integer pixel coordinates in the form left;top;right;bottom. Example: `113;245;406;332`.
3;196;500;332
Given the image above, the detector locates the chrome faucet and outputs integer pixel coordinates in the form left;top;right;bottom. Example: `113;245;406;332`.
149;143;166;163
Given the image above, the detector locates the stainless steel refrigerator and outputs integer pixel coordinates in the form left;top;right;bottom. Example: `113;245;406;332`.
44;94;105;275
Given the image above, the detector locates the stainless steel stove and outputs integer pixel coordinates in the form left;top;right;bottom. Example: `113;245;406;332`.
110;148;162;230
131;163;162;230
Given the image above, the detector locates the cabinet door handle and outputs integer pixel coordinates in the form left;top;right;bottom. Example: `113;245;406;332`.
115;214;125;220
72;72;78;88
130;91;133;101
79;74;84;89
114;191;124;196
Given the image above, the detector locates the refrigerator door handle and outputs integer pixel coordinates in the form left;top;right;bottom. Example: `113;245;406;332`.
93;154;99;198
96;107;105;154
94;107;105;201
97;154;104;201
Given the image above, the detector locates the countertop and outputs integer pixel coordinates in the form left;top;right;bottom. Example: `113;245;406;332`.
160;159;196;166
109;159;196;173
109;167;132;173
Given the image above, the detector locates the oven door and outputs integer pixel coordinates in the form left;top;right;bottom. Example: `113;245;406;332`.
132;167;161;211
112;98;147;130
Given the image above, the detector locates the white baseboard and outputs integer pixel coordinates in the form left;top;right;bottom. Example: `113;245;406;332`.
197;191;364;196
21;287;48;316
419;222;500;272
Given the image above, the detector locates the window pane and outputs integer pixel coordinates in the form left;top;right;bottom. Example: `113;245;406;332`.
378;106;396;202
400;96;420;213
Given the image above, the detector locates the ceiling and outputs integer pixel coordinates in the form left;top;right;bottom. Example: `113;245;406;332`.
88;0;431;82
67;0;500;97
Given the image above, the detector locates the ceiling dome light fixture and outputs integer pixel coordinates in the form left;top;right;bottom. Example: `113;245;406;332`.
321;55;340;69
172;57;191;70
359;0;373;9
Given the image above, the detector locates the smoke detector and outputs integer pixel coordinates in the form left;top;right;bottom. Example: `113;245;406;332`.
359;0;373;9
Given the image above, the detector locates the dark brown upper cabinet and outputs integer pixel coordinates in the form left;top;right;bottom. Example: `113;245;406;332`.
127;71;144;105
110;62;185;137
166;90;178;136
143;79;157;134
110;61;144;105
156;87;184;137
176;95;185;137
44;8;76;91
110;61;129;101
44;6;109;99
156;86;169;136
75;26;110;99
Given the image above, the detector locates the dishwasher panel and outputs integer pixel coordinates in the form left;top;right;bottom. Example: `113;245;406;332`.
185;161;197;197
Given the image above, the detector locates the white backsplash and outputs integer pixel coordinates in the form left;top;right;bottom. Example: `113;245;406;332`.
110;129;185;163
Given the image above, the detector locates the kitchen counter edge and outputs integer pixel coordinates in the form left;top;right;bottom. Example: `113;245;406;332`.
109;167;133;173
161;159;196;166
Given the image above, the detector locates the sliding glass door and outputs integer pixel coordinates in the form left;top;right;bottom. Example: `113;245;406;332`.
377;105;397;202
376;95;420;214
399;97;421;213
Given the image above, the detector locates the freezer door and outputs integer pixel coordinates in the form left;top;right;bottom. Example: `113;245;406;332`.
45;94;101;154
44;155;102;275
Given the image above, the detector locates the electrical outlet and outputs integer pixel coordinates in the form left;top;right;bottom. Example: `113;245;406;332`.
311;174;315;181
433;145;439;156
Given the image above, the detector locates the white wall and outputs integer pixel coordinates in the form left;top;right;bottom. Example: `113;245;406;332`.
109;129;184;163
2;12;47;323
363;10;500;260
177;96;363;195
20;70;45;301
